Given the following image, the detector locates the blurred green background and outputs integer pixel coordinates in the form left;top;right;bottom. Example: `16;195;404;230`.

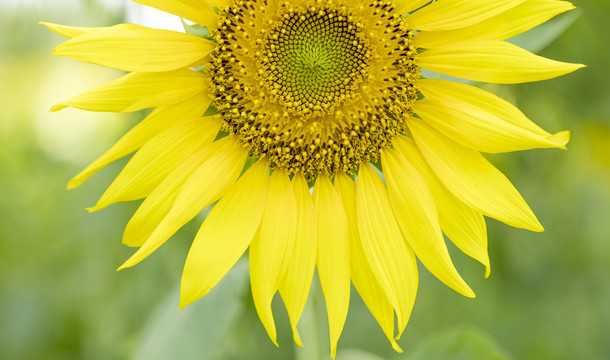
1;0;608;359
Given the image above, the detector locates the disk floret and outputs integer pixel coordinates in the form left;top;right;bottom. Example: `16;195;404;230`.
209;0;419;178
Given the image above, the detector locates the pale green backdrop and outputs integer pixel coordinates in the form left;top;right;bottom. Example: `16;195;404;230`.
0;0;608;359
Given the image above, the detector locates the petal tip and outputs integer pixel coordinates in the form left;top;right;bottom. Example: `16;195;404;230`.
462;286;476;299
391;340;403;353
549;130;570;149
178;297;191;310
527;216;545;233
565;63;587;74
117;259;135;271
178;288;199;310
292;327;303;348
50;104;66;112
67;178;81;190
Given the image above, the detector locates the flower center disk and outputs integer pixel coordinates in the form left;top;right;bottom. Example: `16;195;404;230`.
210;0;419;178
260;7;369;116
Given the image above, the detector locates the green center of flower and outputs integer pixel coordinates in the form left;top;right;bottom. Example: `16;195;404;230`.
260;8;369;117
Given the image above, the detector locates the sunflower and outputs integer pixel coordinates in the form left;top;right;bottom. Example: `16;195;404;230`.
43;0;583;356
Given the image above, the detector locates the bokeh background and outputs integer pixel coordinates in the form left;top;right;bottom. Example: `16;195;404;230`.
1;0;609;359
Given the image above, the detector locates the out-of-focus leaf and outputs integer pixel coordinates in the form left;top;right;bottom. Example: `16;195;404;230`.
507;9;582;54
409;326;513;360
335;349;386;360
181;18;211;38
132;260;249;360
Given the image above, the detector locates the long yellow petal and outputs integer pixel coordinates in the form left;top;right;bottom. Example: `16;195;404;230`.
50;69;207;113
179;160;269;308
39;22;116;38
208;0;231;8
68;94;211;190
121;136;226;248
409;117;544;232
313;175;350;359
414;98;569;153
395;0;430;15
132;0;218;30
418;40;584;84
250;170;297;346
416;0;576;48
278;174;317;347
417;79;565;136
393;135;490;277
383;148;475;298
407;0;525;32
52;24;215;72
89;117;219;211
356;164;419;338
334;173;401;352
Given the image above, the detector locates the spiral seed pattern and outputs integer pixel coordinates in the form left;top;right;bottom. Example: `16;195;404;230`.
261;8;369;117
208;0;419;178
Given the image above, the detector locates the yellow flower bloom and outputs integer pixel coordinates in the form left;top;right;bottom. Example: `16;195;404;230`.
44;0;583;356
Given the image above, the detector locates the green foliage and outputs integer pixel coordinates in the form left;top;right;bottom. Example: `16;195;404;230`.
409;327;513;360
1;1;609;360
132;261;249;360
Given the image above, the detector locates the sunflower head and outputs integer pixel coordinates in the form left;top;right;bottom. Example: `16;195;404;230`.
210;0;418;178
44;0;583;357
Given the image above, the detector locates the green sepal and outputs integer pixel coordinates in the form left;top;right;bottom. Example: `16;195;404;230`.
181;18;213;40
203;104;220;117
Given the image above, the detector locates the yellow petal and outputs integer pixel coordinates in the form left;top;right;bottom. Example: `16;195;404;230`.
39;22;116;38
278;174;317;347
118;137;246;268
416;0;576;48
414;98;569;153
383;148;475;298
334;173;401;352
132;0;218;29
313;175;350;359
418;79;566;137
355;164;419;338
180;160;269;308
395;0;429;15
89;117;219;211
418;40;585;84
51;24;215;72
409;117;544;232
122;135;227;248
50;69;207;113
250;169;297;346
68;94;211;190
208;0;231;8
394;135;490;278
407;0;525;32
